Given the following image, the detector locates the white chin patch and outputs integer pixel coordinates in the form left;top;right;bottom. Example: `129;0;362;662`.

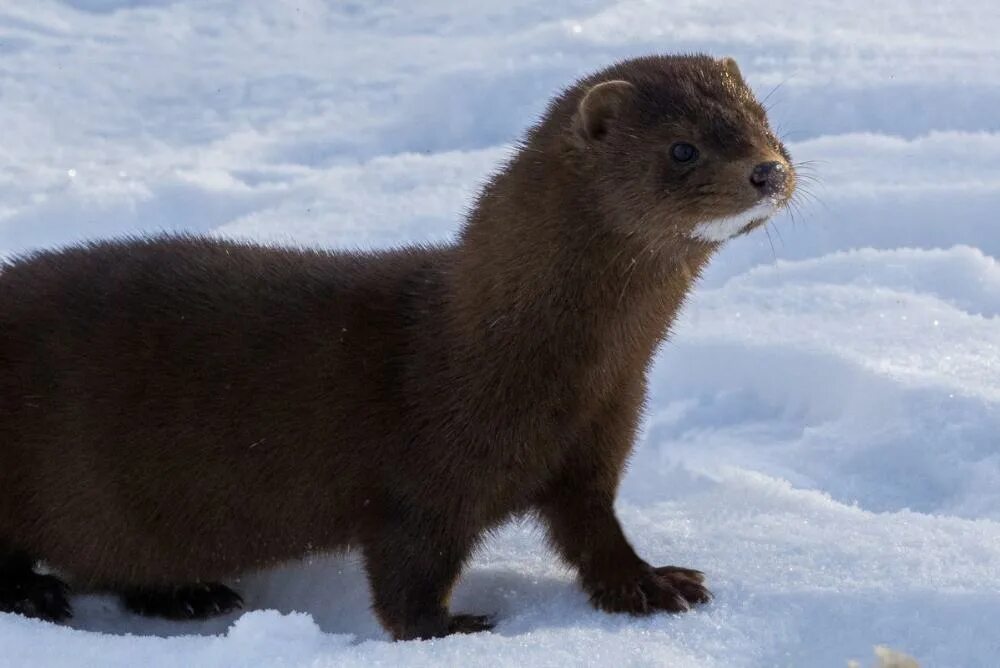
691;201;777;242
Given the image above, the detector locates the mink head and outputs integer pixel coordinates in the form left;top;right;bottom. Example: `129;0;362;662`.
556;54;795;243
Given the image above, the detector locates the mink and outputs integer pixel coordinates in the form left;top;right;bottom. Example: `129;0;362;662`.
0;54;795;639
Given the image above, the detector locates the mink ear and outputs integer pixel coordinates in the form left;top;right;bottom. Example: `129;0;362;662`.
721;57;744;81
572;80;635;143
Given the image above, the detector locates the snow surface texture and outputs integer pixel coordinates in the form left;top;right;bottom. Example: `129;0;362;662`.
1;1;999;666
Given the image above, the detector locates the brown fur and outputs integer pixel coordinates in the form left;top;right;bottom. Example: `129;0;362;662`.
0;54;794;639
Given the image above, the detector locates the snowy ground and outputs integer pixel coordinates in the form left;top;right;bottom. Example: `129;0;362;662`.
2;1;999;666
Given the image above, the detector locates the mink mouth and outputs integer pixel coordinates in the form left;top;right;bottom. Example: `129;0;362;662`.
689;200;778;243
740;216;769;234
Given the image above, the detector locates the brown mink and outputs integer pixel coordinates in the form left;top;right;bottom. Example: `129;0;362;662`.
0;54;795;639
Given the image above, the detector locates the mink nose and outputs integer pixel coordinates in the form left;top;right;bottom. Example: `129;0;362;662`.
749;161;787;196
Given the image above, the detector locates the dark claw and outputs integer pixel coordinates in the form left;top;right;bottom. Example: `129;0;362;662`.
653;566;706;583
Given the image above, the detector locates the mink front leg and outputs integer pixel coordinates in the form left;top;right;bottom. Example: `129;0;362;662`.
362;507;494;640
539;488;710;613
537;408;711;614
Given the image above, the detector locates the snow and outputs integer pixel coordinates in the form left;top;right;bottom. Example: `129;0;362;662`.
1;0;999;666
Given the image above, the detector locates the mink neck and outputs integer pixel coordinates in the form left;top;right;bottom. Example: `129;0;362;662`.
447;144;713;400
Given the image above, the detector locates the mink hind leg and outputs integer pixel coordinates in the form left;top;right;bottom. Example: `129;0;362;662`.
0;546;73;622
362;515;493;640
121;582;244;620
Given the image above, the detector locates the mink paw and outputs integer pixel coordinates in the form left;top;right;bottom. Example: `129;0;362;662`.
0;572;72;622
587;565;711;615
448;613;495;635
395;612;496;640
123;583;243;620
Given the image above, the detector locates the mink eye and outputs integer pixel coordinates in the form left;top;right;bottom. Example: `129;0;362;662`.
670;142;699;163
